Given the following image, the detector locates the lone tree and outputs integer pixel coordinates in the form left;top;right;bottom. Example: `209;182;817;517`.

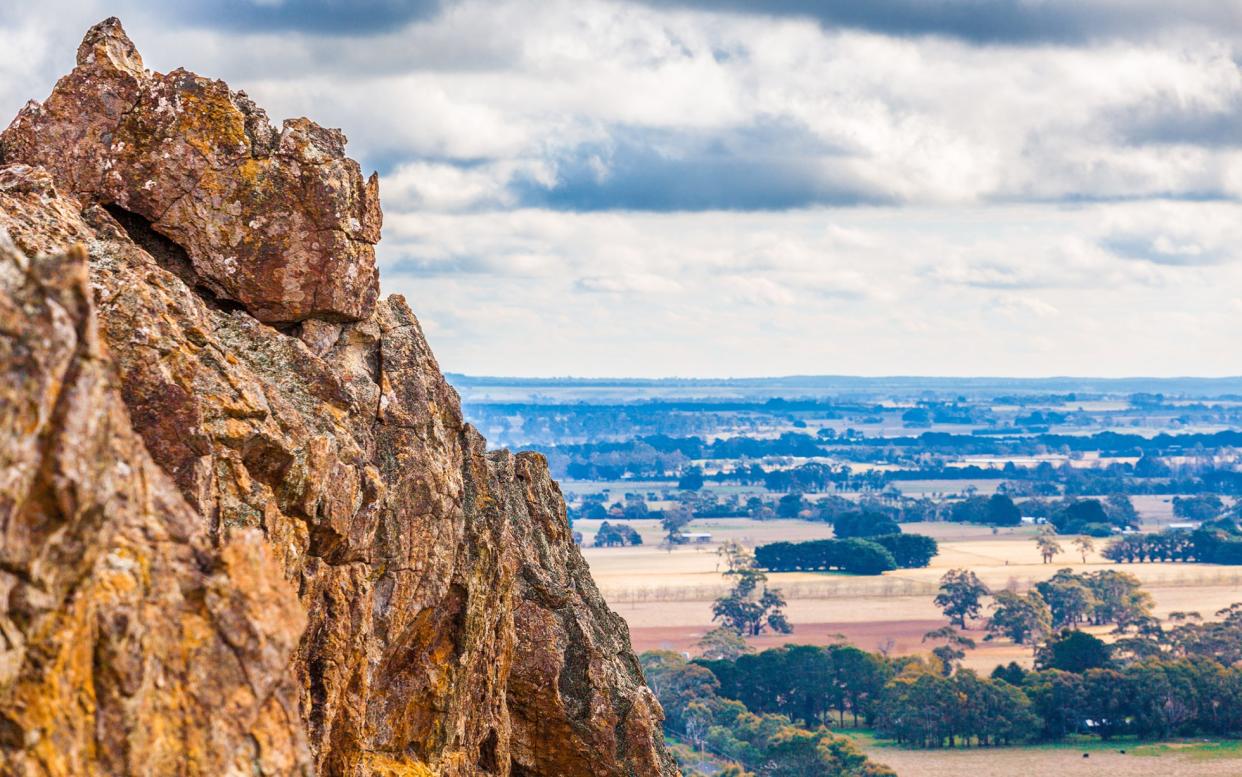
1036;629;1112;672
922;625;976;675
1035;529;1063;564
717;540;754;574
1072;536;1095;564
696;626;751;661
934;569;990;628
1035;571;1098;628
985;590;1052;647
712;547;792;637
661;506;693;549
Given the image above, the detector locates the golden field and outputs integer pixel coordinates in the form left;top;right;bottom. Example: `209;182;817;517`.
578;512;1242;671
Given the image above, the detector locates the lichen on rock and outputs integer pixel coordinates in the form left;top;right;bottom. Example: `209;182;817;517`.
1;17;381;325
0;17;677;777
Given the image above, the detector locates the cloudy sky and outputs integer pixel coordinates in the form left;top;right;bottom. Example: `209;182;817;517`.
2;1;1240;378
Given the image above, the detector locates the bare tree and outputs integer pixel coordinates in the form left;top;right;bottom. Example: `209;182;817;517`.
1073;536;1095;564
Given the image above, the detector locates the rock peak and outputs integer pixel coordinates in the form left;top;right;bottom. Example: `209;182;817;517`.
3;16;381;324
76;17;144;75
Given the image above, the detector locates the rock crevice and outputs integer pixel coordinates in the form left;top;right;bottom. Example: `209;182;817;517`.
0;18;676;777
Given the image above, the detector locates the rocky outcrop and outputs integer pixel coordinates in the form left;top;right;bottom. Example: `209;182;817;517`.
1;18;380;325
0;194;309;776
0;18;676;777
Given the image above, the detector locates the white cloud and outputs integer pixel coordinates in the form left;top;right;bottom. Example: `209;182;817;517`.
1098;201;1242;266
371;203;1242;376
575;273;682;294
1;0;1240;377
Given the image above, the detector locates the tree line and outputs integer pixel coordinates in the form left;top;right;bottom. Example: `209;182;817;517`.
1102;517;1242;565
678;600;1242;751
755;534;938;576
673;570;1242;755
930;567;1153;644
541;430;1242;496
642;649;895;777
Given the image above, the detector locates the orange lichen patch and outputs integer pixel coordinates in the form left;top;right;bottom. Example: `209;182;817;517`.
359;753;440;777
168;79;249;158
7;603;100;775
237;157;265;186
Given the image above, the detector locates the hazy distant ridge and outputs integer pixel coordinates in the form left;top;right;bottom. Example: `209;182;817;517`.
448;373;1242;398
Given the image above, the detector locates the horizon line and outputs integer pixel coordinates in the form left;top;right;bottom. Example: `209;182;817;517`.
446;372;1242;384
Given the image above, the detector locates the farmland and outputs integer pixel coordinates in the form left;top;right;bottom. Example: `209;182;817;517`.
578;516;1242;671
850;734;1242;777
453;374;1242;775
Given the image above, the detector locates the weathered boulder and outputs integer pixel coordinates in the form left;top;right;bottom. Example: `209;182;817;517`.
0;18;676;777
0;17;381;325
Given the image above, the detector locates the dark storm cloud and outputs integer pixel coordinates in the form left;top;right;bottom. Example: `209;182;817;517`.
1112;93;1242;149
511;123;892;212
644;0;1242;45
154;0;1242;44
167;0;446;35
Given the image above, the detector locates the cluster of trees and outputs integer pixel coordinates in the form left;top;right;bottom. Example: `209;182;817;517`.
771;494;940;525
690;641;1036;747
948;494;1021;526
532;419;1242;500
762;462;886;493
679;599;1242;752
1173;494;1226;521
573;497;660;521
641;650;894;777
592;521;642;547
1103;518;1242;565
930;460;1242;497
1144;603;1242;664
930;567;1153;643
984;569;1152;646
572;474;1232;534
1052;497;1137;535
879;650;1242;746
756;535;938;576
697;644;892;727
560;439;691;480
832;509;902;538
642;428;1242;460
1010;658;1242;741
876;667;1036;747
1013;495;1140;536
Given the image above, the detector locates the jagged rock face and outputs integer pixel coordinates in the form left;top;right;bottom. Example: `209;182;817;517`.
0;18;381;325
0;18;676;777
0;213;308;775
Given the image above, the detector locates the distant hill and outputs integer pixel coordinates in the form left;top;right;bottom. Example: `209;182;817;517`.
447;373;1242;402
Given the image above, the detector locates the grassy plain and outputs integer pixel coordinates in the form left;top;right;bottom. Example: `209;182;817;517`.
846;731;1242;777
579;515;1242;670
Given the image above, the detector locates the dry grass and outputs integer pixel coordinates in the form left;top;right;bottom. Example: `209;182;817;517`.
853;736;1242;777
